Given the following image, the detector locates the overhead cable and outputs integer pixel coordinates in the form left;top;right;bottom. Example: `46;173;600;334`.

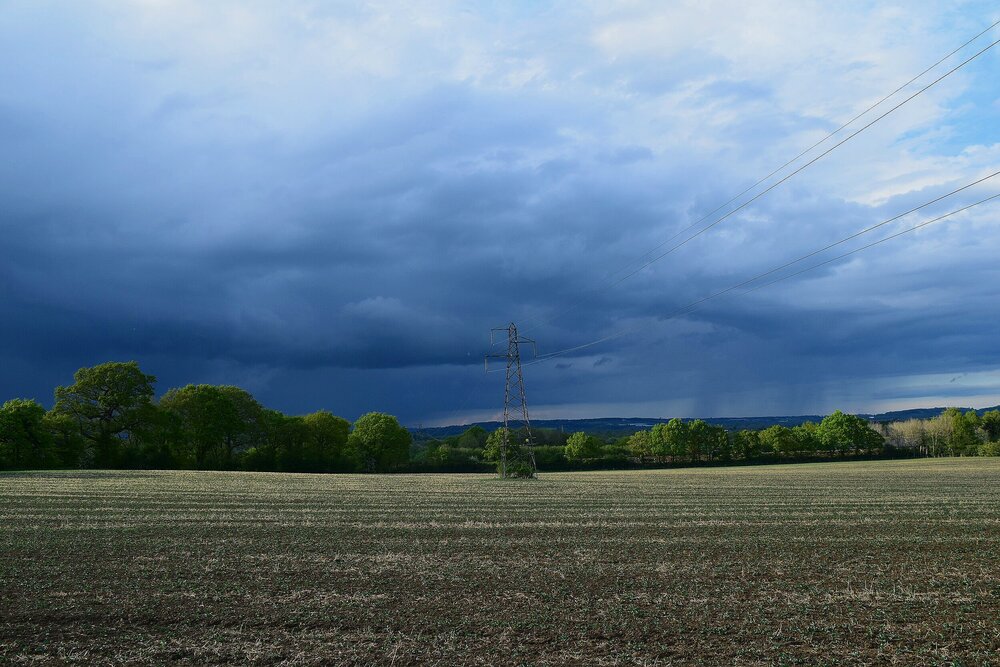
509;175;1000;367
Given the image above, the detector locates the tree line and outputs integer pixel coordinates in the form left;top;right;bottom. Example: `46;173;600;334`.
872;408;1000;457
418;411;889;470
417;410;1000;471
0;361;410;472
3;361;999;473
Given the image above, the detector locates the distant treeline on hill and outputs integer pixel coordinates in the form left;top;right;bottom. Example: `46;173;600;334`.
2;361;999;473
413;407;1000;441
417;408;1000;471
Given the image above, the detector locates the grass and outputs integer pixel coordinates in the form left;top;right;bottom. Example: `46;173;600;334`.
2;459;999;665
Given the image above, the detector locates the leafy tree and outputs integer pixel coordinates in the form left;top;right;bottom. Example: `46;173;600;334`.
348;412;411;472
217;386;267;451
651;419;688;460
982;410;1000;442
817;411;883;455
702;422;731;461
686;420;709;461
271;413;311;471
159;385;227;467
131;405;185;469
160;385;264;469
943;408;982;455
483;427;537;476
627;429;654;459
484;427;512;459
792;422;821;455
456;425;488;450
302;410;352;471
0;399;54;469
734;429;761;460
565;431;603;461
924;413;953;457
53;361;156;467
258;410;353;473
43;411;85;467
759;425;797;457
888;419;927;454
716;430;734;461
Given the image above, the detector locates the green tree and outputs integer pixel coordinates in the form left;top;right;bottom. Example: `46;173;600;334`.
483;427;536;476
687;420;718;461
43;411;85;467
53;361;156;467
627;429;653;459
130;405;185;469
160;385;264;469
979;441;1000;456
734;429;761;460
269;412;311;472
302;410;352;471
982;410;1000;442
694;421;731;461
651;419;688;460
759;425;797;457
456;425;488;450
348;412;411;472
817;411;884;455
0;399;55;469
217;386;266;452
565;431;603;462
792;422;821;455
159;385;226;467
943;408;982;455
714;427;733;461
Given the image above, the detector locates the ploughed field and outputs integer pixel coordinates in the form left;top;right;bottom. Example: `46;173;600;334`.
2;460;999;665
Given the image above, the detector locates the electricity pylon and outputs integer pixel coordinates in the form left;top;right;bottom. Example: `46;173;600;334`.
485;322;537;478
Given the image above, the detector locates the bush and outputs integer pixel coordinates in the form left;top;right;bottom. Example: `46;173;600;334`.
978;441;1000;457
504;461;536;478
533;445;568;469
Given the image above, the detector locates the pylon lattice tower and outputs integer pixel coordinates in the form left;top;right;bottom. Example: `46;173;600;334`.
485;322;537;478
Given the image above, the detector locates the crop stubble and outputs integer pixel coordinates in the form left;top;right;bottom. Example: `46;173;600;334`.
1;459;999;665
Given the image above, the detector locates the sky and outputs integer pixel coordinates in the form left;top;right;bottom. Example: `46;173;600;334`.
1;1;999;426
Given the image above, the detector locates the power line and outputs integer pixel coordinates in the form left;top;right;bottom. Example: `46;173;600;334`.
742;193;1000;296
513;178;1000;366
669;169;1000;306
528;192;999;364
526;34;1000;332
517;28;1000;335
603;18;1000;281
446;370;492;424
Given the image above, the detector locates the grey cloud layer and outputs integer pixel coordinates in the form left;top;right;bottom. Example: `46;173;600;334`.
1;1;999;422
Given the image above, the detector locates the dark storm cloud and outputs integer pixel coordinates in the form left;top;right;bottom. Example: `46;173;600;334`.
1;1;999;422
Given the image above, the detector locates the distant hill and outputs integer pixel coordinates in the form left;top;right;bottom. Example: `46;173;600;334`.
863;406;1000;422
412;405;1000;440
